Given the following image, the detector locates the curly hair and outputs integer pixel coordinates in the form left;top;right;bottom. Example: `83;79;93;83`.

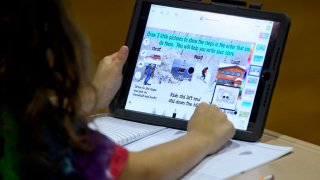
0;0;93;178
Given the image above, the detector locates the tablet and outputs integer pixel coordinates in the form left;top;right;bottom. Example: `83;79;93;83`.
110;0;290;141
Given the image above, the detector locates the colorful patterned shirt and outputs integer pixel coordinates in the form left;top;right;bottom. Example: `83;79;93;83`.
0;110;129;180
68;130;129;180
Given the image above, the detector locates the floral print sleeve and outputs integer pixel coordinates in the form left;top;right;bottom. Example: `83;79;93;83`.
69;130;129;180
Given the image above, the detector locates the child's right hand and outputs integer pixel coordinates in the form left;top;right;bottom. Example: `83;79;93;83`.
120;102;235;180
187;103;235;155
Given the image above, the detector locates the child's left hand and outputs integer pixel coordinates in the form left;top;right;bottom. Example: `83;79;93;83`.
92;46;129;110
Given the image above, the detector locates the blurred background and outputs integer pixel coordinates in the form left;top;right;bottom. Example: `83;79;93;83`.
68;0;320;145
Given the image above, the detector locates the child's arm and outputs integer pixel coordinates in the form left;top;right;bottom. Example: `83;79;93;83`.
119;103;235;180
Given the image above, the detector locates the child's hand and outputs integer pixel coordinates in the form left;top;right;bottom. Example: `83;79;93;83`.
92;46;129;110
187;103;235;154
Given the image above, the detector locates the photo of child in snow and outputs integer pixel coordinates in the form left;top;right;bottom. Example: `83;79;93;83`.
144;64;156;85
201;67;209;80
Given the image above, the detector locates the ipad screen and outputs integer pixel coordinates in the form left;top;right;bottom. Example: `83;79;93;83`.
124;4;279;130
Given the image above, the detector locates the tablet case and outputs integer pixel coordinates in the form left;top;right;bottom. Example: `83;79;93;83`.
110;0;290;142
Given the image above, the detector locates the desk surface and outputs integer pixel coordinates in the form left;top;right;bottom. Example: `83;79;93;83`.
230;129;320;180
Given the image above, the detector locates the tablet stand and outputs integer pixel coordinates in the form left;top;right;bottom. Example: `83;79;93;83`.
181;0;263;10
212;0;263;9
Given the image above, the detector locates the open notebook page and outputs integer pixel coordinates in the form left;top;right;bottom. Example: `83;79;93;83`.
88;116;166;146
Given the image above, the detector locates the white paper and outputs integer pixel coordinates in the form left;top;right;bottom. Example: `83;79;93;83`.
126;128;293;180
125;128;187;151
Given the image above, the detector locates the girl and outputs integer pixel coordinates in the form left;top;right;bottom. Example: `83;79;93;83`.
0;0;234;179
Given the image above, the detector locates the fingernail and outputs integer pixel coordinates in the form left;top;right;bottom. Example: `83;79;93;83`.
119;46;129;54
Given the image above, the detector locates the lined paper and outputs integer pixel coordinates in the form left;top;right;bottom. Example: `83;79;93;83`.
88;116;166;146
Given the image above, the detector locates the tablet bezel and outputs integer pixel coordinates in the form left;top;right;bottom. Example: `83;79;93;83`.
110;0;290;142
